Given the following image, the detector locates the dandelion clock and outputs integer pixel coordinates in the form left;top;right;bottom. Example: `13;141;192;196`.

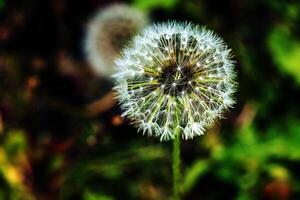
85;4;149;76
113;21;237;199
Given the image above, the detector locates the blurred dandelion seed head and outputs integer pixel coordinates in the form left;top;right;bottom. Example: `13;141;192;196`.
85;4;148;76
114;21;237;141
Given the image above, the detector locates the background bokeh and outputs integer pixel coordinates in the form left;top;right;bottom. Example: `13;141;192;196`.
1;0;300;199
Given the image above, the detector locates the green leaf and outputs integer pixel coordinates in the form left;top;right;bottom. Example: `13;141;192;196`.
83;190;114;200
183;159;209;193
132;0;178;11
268;26;300;84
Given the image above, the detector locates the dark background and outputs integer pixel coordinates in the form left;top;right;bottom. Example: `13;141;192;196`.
0;0;300;199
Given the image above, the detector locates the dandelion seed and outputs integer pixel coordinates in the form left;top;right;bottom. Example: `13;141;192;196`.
114;21;237;141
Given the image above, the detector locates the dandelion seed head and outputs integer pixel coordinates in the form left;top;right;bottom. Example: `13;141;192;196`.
85;4;148;76
114;21;237;141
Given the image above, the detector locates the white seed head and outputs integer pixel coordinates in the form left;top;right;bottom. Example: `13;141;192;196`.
114;21;237;141
84;4;148;76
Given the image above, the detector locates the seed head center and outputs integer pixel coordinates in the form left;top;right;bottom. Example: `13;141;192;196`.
158;65;195;96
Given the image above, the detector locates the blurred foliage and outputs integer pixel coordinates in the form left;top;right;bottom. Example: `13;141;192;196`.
0;130;33;200
268;26;300;85
0;0;300;199
0;0;4;10
133;0;178;12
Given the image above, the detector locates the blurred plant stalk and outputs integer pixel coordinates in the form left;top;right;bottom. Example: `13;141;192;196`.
0;111;3;134
85;90;116;117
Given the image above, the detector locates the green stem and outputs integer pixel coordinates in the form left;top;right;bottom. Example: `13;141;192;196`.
172;129;181;200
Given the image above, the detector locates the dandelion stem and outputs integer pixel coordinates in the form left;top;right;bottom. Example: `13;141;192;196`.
172;129;181;200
